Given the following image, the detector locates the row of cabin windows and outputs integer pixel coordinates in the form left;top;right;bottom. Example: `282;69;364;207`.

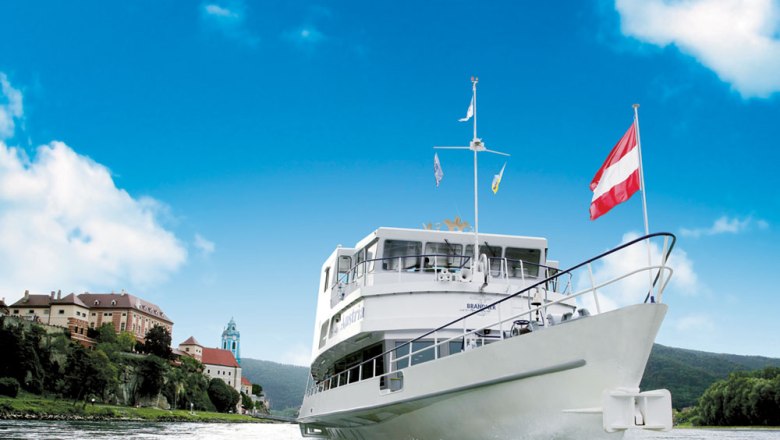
382;240;541;277
322;240;543;293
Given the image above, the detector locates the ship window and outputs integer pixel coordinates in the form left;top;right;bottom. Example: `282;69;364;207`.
466;244;503;275
382;240;422;271
354;248;366;279
506;248;541;278
394;340;436;370
318;320;329;348
337;256;351;284
364;239;379;274
323;267;330;292
423;242;464;269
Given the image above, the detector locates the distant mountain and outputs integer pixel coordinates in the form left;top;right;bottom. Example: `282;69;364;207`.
240;358;309;412
241;345;780;414
640;344;780;409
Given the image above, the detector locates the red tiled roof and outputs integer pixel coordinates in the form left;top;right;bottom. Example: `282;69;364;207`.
9;294;52;307
52;293;88;308
180;336;201;346
201;347;239;368
241;377;251;386
78;293;172;323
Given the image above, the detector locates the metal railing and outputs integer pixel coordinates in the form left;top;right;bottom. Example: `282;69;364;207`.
307;233;676;397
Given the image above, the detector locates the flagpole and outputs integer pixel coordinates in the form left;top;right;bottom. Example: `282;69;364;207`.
633;104;649;236
472;77;479;269
633;104;654;299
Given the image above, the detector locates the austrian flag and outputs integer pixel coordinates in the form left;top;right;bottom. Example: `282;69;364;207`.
589;123;640;220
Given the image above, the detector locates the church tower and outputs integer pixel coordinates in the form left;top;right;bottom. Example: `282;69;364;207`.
221;317;241;364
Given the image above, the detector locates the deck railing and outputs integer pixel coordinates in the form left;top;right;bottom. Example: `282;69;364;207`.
306;232;676;397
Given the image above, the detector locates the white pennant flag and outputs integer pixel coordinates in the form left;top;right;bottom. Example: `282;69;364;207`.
434;153;444;187
459;96;474;122
491;162;506;194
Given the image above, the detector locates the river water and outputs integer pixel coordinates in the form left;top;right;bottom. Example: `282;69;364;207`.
0;420;778;439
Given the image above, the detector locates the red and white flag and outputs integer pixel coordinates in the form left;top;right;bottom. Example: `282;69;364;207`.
589;123;640;220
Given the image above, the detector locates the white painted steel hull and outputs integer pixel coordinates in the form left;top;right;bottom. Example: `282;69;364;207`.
299;303;667;440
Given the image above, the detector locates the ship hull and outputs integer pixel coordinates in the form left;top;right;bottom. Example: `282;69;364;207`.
299;303;667;439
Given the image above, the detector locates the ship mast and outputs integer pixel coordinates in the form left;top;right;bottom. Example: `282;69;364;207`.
435;77;510;272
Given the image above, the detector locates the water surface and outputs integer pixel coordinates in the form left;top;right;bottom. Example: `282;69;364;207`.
1;421;778;439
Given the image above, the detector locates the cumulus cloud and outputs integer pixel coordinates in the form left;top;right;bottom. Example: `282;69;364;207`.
201;1;258;47
615;0;780;98
673;313;716;332
283;26;326;46
279;342;312;366
680;215;769;238
0;74;187;300
576;232;700;312
194;233;215;256
0;74;23;140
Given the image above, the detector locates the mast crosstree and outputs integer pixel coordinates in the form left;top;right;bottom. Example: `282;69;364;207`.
434;77;510;272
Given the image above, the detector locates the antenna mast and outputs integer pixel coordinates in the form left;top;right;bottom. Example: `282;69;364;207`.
434;77;510;272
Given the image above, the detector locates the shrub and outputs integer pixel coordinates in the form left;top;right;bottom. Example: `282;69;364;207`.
0;377;20;397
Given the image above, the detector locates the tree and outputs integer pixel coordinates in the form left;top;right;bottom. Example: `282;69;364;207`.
96;323;117;344
137;355;168;398
252;383;263;396
144;326;172;359
64;346;118;403
207;378;240;413
116;331;136;353
241;391;254;412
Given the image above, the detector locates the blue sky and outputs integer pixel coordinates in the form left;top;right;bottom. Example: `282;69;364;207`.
1;0;779;364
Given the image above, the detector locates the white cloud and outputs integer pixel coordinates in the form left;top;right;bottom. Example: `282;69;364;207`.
615;0;780;98
194;233;215;256
0;141;188;299
673;313;715;332
284;26;326;46
680;215;768;238
576;232;700;312
201;1;258;47
204;4;236;18
279;342;312;366
0;73;23;139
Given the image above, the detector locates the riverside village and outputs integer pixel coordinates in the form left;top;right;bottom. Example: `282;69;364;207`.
0;289;271;419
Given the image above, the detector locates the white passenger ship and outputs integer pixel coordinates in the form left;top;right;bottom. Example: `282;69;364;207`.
299;79;675;439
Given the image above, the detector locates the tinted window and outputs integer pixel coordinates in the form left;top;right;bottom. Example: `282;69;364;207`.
506;248;541;277
383;240;422;271
424;242;464;269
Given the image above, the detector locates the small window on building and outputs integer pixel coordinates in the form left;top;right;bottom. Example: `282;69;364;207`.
120;323;125;331
122;313;126;317
28;310;34;314
111;300;116;306
91;312;96;316
59;309;65;314
13;309;19;314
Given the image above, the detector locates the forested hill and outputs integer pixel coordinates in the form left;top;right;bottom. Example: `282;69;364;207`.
240;358;308;412
640;344;780;409
243;344;780;413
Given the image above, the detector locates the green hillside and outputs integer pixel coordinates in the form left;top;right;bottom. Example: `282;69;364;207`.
242;344;780;414
640;344;780;409
240;358;308;412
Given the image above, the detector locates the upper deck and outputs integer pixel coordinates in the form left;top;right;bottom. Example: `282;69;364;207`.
309;227;566;369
